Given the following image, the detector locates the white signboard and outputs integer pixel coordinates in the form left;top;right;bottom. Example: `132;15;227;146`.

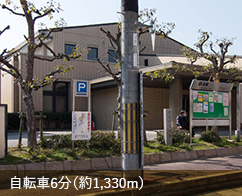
72;111;91;140
0;105;6;158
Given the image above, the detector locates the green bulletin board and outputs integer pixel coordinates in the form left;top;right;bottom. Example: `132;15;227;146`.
192;91;229;118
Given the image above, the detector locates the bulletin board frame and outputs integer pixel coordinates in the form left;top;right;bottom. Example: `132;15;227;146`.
189;80;233;143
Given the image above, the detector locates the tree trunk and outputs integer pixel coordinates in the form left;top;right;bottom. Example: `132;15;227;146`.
23;88;37;149
214;71;222;82
21;0;37;149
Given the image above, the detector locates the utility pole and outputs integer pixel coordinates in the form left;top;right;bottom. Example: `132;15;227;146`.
121;0;142;178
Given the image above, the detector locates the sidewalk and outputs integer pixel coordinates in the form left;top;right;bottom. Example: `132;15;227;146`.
1;155;242;195
4;130;242;195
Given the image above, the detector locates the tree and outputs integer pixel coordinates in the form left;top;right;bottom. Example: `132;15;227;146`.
0;0;79;149
182;30;238;82
182;30;239;136
147;30;241;83
96;8;175;145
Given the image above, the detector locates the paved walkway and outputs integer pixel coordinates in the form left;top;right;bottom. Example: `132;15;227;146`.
1;154;242;195
144;154;242;170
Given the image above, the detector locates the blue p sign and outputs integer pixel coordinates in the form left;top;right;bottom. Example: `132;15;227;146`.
76;81;88;95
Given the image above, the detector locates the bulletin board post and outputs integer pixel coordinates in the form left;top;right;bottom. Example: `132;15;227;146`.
237;83;242;141
72;80;91;149
189;80;233;143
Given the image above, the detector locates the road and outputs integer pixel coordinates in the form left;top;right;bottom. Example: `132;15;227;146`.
7;131;71;147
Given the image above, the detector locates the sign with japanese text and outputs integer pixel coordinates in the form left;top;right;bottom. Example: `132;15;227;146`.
72;112;91;140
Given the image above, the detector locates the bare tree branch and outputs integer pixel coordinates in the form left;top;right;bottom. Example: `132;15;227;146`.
107;51;117;63
100;27;117;50
100;27;121;60
100;28;116;44
37;28;62;41
139;46;146;54
34;9;54;22
32;69;64;91
2;42;28;60
2;4;25;17
209;43;219;58
97;58;121;84
0;65;17;76
1;49;7;56
0;57;22;79
138;27;149;37
0;25;10;36
224;55;236;66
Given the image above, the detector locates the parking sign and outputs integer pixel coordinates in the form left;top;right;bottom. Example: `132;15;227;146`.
72;79;91;112
76;81;88;96
74;80;89;96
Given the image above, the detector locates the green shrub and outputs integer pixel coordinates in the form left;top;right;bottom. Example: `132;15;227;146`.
38;131;121;154
156;128;190;145
172;128;190;144
157;132;165;145
200;130;221;143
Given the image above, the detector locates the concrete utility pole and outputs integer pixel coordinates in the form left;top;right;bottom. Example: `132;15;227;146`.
121;0;142;178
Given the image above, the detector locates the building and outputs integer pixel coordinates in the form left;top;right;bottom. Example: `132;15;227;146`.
1;23;241;130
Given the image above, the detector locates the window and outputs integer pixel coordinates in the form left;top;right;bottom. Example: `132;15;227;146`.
43;82;68;112
108;50;117;63
87;47;98;61
65;44;76;56
144;59;148;66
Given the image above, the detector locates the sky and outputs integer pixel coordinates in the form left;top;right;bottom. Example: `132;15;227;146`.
0;0;242;55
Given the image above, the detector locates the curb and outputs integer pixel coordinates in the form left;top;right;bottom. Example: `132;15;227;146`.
1;146;242;182
81;171;242;196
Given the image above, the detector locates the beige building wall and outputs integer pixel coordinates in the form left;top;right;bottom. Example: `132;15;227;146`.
92;87;119;130
92;86;171;130
11;23;186;113
1;71;14;112
0;56;18;113
143;87;169;130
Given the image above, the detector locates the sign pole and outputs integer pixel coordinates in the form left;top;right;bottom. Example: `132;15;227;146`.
87;81;91;149
189;88;193;144
237;84;242;141
229;92;232;140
